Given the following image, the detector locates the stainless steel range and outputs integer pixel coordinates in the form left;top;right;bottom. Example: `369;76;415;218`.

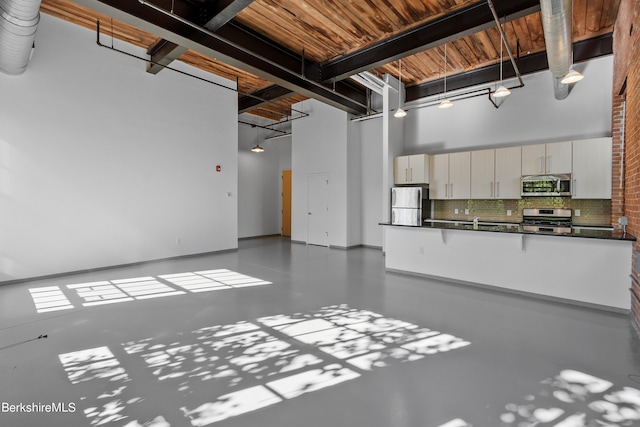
522;208;572;234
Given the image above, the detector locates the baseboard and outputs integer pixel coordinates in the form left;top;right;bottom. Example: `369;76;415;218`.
238;234;282;241
0;248;238;287
385;268;630;314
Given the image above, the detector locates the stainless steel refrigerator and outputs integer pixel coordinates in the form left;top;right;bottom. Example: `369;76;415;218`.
391;186;428;226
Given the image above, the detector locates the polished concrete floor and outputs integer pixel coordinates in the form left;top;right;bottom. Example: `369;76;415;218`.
1;236;640;427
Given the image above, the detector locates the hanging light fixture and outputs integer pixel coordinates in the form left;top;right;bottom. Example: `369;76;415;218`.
493;26;511;98
251;125;264;153
394;59;407;118
438;43;453;109
561;68;584;84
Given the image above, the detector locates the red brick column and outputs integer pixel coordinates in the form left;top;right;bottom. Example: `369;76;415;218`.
611;94;625;226
613;0;640;329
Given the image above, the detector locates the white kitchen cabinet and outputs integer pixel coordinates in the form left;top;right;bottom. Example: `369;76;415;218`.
494;146;522;199
572;137;612;199
448;152;471;200
429;153;449;199
471;147;522;200
522;141;572;175
394;154;429;184
471;149;495;199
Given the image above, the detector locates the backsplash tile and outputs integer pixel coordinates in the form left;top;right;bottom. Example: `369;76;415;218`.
432;198;612;226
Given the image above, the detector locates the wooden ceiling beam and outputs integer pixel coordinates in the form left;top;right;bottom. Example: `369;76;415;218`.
405;34;613;102
320;0;542;82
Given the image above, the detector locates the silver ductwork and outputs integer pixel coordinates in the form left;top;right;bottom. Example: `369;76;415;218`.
540;0;573;100
0;0;41;75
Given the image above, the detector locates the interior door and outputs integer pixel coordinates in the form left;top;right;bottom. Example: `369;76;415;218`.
281;170;292;236
307;173;329;247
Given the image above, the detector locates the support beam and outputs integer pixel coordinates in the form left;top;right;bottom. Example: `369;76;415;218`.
406;35;613;102
203;0;255;32
320;0;541;82
146;39;188;74
238;85;294;113
74;0;368;114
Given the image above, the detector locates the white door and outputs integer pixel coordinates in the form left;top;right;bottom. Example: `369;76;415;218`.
307;173;330;247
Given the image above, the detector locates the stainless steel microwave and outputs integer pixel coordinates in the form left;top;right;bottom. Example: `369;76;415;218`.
521;174;572;197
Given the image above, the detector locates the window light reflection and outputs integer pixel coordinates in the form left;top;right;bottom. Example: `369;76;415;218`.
28;269;272;313
28;286;73;313
500;369;640;426
59;305;471;426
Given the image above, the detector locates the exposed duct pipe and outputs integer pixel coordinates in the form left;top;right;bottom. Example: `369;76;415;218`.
0;0;41;75
540;0;573;100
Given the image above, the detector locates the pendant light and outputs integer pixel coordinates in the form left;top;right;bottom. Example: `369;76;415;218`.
394;59;407;118
493;28;511;98
561;68;584;84
438;43;453;109
251;125;264;153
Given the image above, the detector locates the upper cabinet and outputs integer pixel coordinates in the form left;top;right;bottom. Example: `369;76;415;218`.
522;141;572;175
495;146;522;199
470;149;495;199
430;152;470;200
394;154;430;185
471;147;522;200
572;137;612;199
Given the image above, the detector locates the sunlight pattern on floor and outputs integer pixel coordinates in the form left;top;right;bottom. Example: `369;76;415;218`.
159;269;271;292
436;419;471;427
58;346;167;426
27;269;272;313
67;277;185;307
499;369;640;426
119;304;470;426
28;286;73;313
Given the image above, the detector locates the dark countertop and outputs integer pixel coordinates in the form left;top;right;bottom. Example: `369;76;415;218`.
380;220;636;241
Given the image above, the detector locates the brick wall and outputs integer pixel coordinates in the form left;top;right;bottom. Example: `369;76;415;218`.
614;0;640;329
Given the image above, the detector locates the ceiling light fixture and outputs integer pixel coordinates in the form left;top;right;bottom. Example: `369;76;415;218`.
493;24;511;98
251;126;264;153
394;59;407;118
438;43;453;109
561;68;584;84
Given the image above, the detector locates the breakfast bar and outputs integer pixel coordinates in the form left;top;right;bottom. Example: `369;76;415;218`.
382;222;635;312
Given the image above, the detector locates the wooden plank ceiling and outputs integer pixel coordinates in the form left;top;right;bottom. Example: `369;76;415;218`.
40;0;620;121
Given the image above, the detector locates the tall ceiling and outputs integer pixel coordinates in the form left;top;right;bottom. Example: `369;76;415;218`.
40;0;620;121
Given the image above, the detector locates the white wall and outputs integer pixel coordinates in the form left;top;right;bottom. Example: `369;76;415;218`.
347;119;362;247
292;99;353;247
359;117;383;248
0;14;238;282
237;114;292;238
403;56;613;153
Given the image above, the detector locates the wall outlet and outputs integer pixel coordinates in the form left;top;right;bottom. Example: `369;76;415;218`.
507;210;512;216
454;208;459;214
575;209;581;217
464;209;469;215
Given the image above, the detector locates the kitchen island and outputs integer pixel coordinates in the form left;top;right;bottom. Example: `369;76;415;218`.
381;221;635;311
